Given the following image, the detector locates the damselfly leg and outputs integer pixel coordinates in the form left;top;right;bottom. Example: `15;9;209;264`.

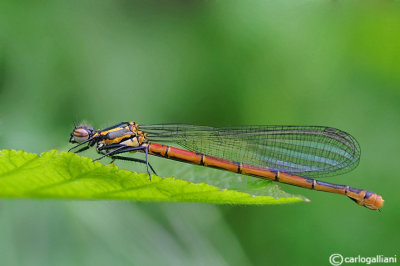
73;145;90;154
110;156;157;176
96;144;155;179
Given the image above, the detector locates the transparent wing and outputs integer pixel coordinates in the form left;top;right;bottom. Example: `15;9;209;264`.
141;124;361;178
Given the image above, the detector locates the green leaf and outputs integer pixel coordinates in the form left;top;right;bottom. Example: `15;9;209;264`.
0;149;307;204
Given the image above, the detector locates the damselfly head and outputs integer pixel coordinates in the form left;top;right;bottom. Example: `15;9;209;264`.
69;124;94;143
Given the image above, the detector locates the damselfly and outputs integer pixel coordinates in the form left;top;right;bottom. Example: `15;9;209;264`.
69;122;384;210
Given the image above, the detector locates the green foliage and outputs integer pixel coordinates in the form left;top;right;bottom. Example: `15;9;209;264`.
0;149;305;204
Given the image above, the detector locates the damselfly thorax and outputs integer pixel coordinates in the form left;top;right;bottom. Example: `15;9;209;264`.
70;122;147;151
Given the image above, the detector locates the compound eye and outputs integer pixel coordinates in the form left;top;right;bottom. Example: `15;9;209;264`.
69;125;93;143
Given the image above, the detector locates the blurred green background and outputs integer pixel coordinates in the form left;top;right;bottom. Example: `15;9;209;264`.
0;1;399;265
